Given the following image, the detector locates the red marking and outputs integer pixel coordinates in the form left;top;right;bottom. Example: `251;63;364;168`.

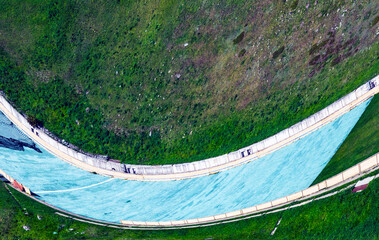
352;184;368;193
12;180;24;192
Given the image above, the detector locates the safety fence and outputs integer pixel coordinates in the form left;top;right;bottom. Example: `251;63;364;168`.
0;168;32;195
0;76;378;180
120;152;379;227
1;153;377;228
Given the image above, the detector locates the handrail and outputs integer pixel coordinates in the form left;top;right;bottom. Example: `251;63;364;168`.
0;75;378;180
120;152;379;227
1;153;377;228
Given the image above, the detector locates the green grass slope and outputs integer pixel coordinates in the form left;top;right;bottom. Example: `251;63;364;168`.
1;0;378;164
313;93;379;185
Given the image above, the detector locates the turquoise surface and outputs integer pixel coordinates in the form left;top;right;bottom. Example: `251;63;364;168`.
0;98;371;222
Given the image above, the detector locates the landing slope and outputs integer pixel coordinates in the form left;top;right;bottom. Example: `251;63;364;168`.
0;98;371;223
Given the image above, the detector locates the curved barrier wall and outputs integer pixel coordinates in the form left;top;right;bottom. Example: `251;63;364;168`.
0;76;378;180
1;153;377;227
120;152;379;227
0;97;373;224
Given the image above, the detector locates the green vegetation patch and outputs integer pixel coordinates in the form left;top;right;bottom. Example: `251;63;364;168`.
0;0;378;164
372;15;379;26
312;93;379;185
233;31;245;44
272;46;285;59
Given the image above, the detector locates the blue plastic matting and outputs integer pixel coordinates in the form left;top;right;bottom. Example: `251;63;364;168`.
0;98;372;222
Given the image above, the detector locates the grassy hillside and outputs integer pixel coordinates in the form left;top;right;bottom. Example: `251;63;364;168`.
1;0;378;164
313;93;379;185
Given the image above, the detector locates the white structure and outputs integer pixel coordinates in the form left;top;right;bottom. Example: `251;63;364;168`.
0;76;378;180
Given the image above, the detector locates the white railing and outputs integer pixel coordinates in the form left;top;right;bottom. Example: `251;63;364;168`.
0;76;378;180
120;152;379;227
1;153;377;227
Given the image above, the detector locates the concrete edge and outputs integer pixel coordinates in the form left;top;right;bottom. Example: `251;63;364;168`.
1;153;377;228
119;152;379;227
0;76;378;180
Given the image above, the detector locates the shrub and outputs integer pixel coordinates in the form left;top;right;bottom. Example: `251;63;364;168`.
233;31;245;44
238;49;247;57
272;46;285;59
27;115;43;128
371;15;379;27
